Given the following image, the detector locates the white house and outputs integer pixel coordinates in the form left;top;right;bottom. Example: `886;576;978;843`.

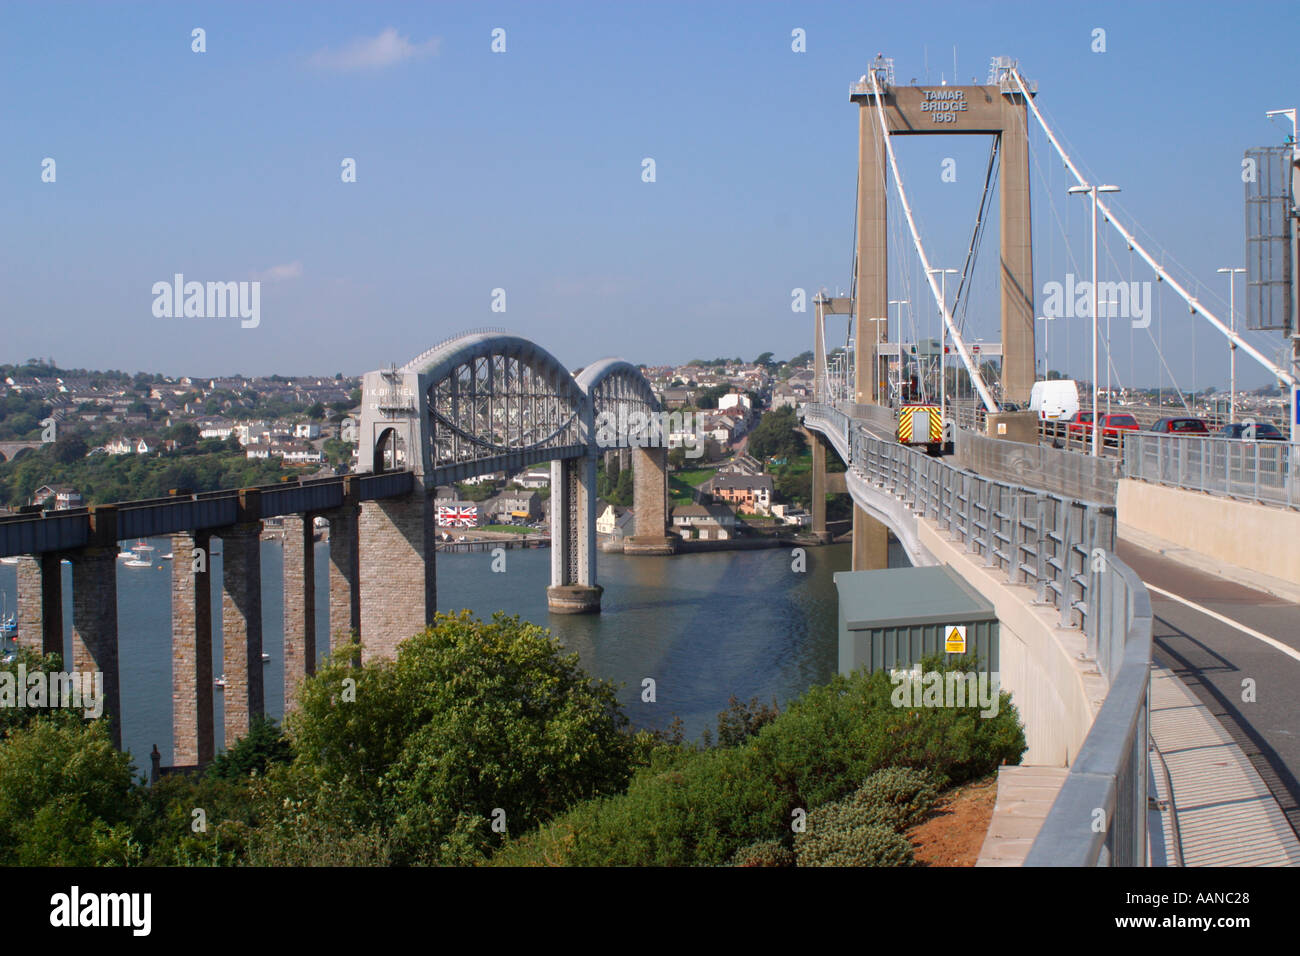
294;423;321;440
670;503;737;540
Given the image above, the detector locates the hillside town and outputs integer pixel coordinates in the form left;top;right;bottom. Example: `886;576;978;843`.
0;355;823;544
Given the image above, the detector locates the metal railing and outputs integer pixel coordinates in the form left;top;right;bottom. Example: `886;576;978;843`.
805;403;1115;631
803;401;1150;865
1124;432;1297;509
1025;553;1152;866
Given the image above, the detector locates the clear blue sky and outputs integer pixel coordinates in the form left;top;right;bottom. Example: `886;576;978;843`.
1;1;1294;391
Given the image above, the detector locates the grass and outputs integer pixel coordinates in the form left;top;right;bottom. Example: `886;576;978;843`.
481;524;535;534
673;467;717;487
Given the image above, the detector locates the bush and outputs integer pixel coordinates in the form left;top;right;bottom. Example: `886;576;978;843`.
206;715;292;781
851;767;940;831
795;808;913;867
488;658;1023;866
731;839;795;867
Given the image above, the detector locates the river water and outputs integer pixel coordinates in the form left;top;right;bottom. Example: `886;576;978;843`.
0;537;906;773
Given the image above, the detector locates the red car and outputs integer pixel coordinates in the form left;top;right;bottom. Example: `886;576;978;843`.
1149;417;1210;435
1065;411;1141;438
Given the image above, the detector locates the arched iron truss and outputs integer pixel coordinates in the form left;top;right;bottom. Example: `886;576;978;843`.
403;332;588;474
575;358;662;450
360;333;662;485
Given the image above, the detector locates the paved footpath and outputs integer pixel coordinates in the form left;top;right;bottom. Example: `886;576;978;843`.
1119;536;1300;865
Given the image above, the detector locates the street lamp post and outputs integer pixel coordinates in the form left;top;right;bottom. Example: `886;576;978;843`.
926;268;958;429
1217;267;1246;424
1069;182;1121;456
887;299;908;406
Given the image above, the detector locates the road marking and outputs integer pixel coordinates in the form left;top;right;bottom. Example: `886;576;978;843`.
1145;583;1300;665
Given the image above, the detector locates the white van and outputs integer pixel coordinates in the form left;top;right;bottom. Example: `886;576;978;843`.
1029;380;1080;421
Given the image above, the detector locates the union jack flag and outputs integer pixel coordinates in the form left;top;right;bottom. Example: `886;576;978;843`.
437;505;478;528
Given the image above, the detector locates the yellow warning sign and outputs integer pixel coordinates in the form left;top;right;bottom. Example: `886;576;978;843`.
945;625;967;654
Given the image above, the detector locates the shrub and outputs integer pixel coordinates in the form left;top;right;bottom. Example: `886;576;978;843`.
851;767;940;831
731;839;795;867
795;812;913;867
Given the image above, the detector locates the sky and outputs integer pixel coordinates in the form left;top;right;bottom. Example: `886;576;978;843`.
1;0;1295;391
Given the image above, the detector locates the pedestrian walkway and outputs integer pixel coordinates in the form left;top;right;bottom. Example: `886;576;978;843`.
1148;666;1300;867
975;765;1069;866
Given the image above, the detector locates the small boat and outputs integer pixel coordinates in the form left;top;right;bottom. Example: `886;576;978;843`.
132;539;155;553
214;676;226;689
261;653;271;662
0;616;16;636
0;556;18;565
117;549;136;561
123;555;152;568
161;552;174;560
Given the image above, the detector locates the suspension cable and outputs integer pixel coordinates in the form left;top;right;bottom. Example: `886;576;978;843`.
1009;66;1295;389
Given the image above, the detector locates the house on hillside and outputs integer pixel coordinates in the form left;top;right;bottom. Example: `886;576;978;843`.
704;473;773;515
30;484;82;511
670;502;737;540
596;504;635;539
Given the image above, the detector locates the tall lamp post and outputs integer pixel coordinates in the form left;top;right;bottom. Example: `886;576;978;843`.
1069;182;1121;456
927;268;958;428
1217;267;1246;424
887;299;908;405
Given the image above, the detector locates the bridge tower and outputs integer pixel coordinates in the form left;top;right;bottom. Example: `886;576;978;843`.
358;364;437;658
850;56;1037;408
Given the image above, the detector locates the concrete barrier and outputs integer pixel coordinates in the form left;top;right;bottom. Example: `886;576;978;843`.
955;427;1119;505
917;519;1104;767
1117;478;1300;588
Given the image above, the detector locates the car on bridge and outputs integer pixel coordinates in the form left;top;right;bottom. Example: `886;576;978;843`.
1149;417;1210;435
1065;411;1140;438
1217;422;1285;441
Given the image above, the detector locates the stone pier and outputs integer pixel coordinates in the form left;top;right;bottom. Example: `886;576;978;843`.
220;495;264;744
70;506;121;749
281;513;316;711
358;491;435;660
548;456;601;613
171;531;213;767
15;552;63;656
622;444;677;556
325;499;361;658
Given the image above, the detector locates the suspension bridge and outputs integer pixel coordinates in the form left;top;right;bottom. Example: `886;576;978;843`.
801;55;1300;867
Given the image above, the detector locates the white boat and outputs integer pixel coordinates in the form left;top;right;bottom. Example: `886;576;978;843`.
161;552;174;560
123;556;152;568
0;556;18;565
117;549;136;561
261;653;271;662
214;676;226;689
132;539;155;553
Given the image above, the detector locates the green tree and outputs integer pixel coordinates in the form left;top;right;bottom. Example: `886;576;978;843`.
53;434;88;463
0;718;139;865
306;402;326;420
279;612;634;864
206;715;293;781
748;407;806;461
